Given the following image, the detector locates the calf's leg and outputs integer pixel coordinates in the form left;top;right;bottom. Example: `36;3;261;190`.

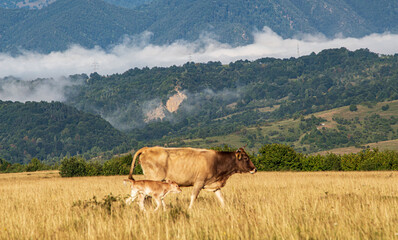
138;194;146;211
153;197;162;211
126;190;138;205
161;198;167;211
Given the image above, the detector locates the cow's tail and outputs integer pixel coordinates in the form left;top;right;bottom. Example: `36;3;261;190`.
128;147;147;180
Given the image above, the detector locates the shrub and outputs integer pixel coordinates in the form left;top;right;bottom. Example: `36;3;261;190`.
349;104;358;112
102;154;142;176
59;157;88;177
102;154;132;176
257;145;398;171
211;144;237;152
256;144;303;171
72;193;126;215
0;158;11;172
384;150;398;170
323;153;342;171
86;162;103;176
301;155;324;171
7;163;25;173
358;149;398;171
340;153;360;170
58;154;144;177
381;104;390;111
25;158;46;172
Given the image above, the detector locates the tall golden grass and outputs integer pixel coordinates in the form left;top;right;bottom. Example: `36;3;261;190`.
1;170;398;239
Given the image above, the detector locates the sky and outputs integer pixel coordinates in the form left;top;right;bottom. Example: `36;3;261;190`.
1;27;398;102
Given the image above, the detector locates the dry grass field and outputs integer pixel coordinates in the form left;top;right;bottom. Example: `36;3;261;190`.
1;170;398;239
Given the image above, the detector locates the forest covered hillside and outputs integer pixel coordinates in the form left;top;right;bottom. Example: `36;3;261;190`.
0;101;128;164
65;48;398;142
1;48;398;164
1;0;397;53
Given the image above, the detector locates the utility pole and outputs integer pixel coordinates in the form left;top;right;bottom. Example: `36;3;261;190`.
297;42;300;58
92;60;99;73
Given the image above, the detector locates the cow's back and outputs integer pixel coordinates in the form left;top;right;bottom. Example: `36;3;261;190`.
139;147;217;186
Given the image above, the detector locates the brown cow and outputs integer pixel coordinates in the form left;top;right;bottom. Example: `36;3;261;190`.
128;146;256;208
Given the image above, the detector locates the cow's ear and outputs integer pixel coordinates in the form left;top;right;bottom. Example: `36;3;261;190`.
235;151;242;160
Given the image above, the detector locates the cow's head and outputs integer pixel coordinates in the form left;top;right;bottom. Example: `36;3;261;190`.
235;147;257;174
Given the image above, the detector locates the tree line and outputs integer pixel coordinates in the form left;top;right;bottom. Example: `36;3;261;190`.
255;144;398;171
2;144;397;176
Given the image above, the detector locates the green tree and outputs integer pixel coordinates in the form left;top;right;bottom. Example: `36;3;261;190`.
59;157;88;177
349;104;358;112
86;162;103;176
0;158;11;172
102;154;142;176
25;158;45;172
256;144;303;171
381;104;390;111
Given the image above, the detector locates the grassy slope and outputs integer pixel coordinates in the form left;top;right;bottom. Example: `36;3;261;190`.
314;100;398;154
178;100;398;154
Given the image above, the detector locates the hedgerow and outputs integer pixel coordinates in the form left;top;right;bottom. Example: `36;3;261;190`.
255;144;398;171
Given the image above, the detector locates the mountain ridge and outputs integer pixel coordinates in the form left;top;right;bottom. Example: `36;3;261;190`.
0;0;150;9
0;0;397;53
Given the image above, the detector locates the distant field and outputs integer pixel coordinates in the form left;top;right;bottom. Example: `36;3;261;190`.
1;171;398;239
315;100;398;128
316;139;398;155
314;100;398;154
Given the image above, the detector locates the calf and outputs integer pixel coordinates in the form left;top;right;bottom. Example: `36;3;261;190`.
123;179;182;211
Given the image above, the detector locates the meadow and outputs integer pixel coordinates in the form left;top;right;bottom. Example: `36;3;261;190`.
1;170;398;239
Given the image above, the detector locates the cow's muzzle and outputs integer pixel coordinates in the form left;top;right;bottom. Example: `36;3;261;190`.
250;168;257;174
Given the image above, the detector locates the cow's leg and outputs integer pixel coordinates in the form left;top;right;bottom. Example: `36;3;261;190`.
189;181;205;209
214;189;225;208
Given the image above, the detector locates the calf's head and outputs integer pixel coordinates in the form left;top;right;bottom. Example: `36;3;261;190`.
166;180;182;193
235;147;257;174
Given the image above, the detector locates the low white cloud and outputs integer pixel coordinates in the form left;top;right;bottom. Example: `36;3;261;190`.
0;76;83;102
1;27;398;94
